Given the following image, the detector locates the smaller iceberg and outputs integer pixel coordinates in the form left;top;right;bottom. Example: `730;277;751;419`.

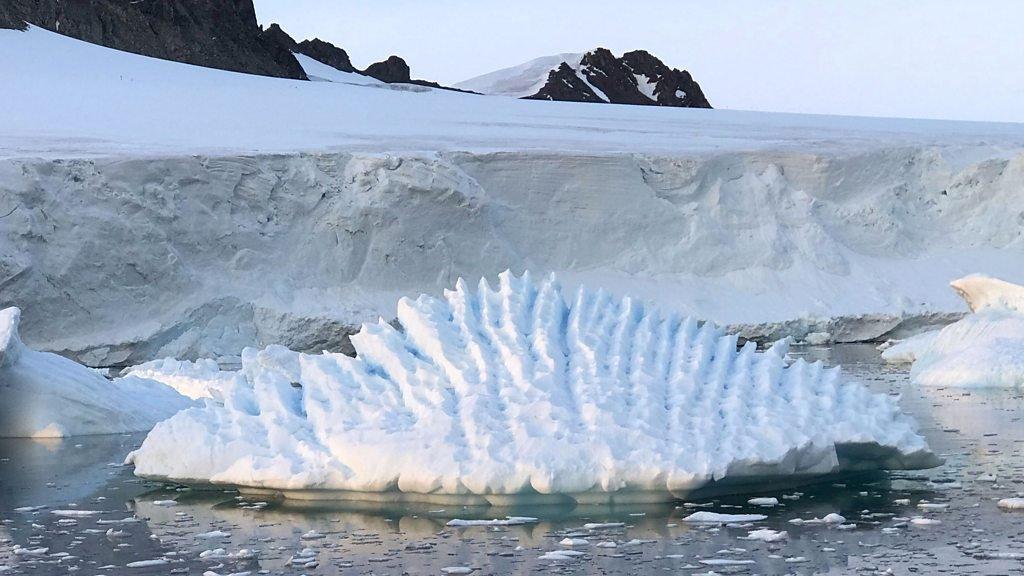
123;358;235;400
128;271;938;504
0;307;195;437
884;275;1024;388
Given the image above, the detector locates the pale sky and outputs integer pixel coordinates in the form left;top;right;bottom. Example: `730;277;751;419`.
254;1;1023;123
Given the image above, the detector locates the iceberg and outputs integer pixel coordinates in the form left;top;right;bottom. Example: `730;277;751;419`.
0;307;194;437
123;358;235;400
889;275;1024;387
127;272;938;504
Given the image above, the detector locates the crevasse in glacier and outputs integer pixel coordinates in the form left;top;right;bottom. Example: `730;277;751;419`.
127;271;938;503
0;307;195;437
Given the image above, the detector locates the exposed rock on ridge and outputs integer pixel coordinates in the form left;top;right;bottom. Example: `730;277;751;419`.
0;0;307;80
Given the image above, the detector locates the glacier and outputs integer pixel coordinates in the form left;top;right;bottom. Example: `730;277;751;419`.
127;272;938;504
2;26;1024;365
885;275;1024;388
0;307;194;437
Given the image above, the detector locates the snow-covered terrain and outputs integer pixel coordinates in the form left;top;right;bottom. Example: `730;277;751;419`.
884;276;1024;387
0;307;194;437
3;26;1024;364
122;358;235;400
454;53;583;98
127;272;937;503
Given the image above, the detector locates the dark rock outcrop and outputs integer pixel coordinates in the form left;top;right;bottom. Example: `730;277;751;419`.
1;0;307;80
297;38;355;73
526;48;711;108
262;23;356;73
364;55;412;83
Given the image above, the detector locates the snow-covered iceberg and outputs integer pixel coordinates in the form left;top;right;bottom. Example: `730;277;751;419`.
123;358;234;400
128;272;938;504
0;307;195;437
886;275;1024;387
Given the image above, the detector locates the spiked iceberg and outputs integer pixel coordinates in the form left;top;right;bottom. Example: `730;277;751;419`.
0;307;195;437
128;272;937;504
886;275;1024;387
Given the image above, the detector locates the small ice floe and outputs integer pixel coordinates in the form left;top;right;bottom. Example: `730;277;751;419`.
538;550;586;561
151;500;178;507
893;499;910;506
195;530;232;539
910;517;941;526
786;556;808;563
997;498;1024;510
441;568;475;575
286;548;318;568
105;528;128;538
51;510;101;517
300;529;325;540
916;502;948;511
125;559;169;567
202;570;252;576
97;517;140;525
559;538;589;547
683;512;767;524
700;558;756;566
12;545;48;556
198;549;254;561
974;551;1024;560
977;473;997;482
741;529;787;542
13;506;46;513
595;541;617;548
789;513;845;525
582;522;624;530
747;497;779;507
446;517;538;527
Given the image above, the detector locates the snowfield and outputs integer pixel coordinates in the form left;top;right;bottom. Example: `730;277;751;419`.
2;26;1024;364
0;307;194;437
127;272;938;503
885;276;1024;387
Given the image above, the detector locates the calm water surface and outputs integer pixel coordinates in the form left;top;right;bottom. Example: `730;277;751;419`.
2;344;1024;575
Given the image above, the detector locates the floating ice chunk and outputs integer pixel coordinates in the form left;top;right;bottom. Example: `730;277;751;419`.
747;497;779;506
909;516;941;526
789;513;845;525
446;517;538;527
0;307;195;437
127;272;937;501
582;522;625;530
684;512;767;524
125;559;169;567
195;530;231;539
51;510;100;517
124;358;236;400
538;550;586;561
900;276;1024;387
997;498;1024;510
741;529;787;542
700;558;756;566
441;568;474;575
559;538;589;547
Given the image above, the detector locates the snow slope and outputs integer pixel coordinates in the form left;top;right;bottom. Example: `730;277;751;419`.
0;307;194;437
127;272;937;503
3;26;1024;364
292;53;381;85
886;276;1024;387
3;26;1024;159
454;53;584;98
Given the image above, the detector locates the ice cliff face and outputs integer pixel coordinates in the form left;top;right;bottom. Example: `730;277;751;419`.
0;307;194;437
1;149;1023;366
127;271;937;502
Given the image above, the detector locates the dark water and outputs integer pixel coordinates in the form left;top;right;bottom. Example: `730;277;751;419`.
2;344;1024;575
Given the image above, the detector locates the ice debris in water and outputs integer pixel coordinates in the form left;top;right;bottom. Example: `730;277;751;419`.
0;307;195;437
127;271;938;502
884;275;1024;387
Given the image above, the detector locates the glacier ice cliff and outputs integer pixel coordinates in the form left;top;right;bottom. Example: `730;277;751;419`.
885;275;1024;388
0;307;194;437
127;272;938;504
2;149;1024;366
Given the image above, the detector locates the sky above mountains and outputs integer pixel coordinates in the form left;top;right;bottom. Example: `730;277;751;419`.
254;0;1023;123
